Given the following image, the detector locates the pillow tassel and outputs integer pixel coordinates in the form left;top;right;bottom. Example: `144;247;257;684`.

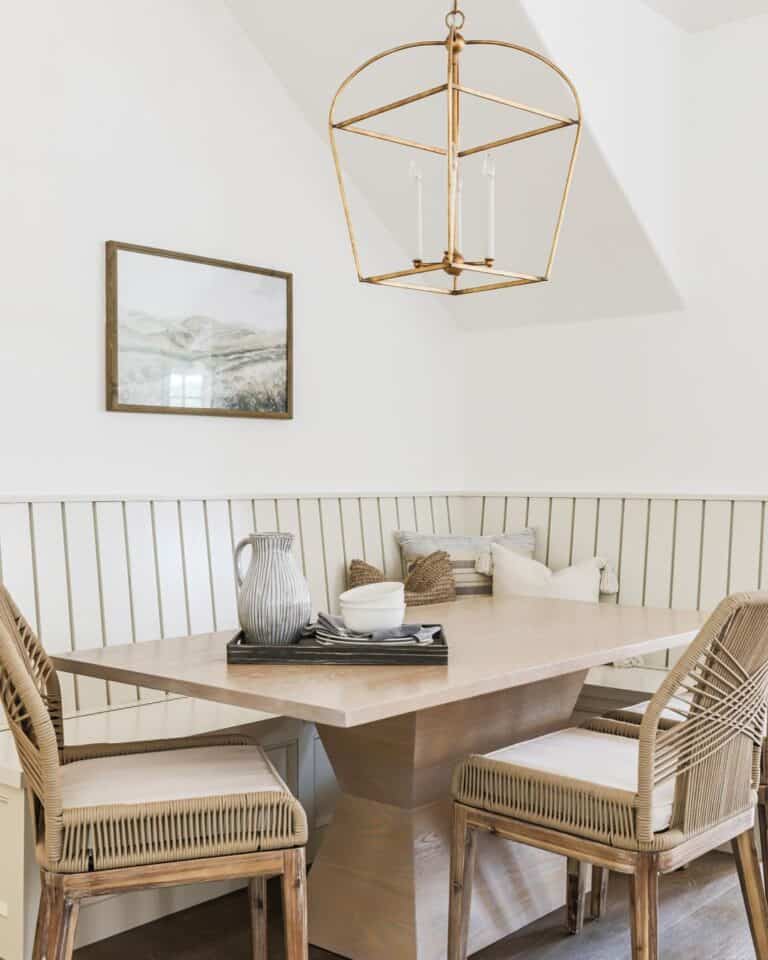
597;559;619;595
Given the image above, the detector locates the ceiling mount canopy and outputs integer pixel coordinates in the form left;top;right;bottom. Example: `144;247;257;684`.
329;1;582;296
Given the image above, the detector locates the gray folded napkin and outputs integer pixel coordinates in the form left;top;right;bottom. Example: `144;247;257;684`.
309;613;440;646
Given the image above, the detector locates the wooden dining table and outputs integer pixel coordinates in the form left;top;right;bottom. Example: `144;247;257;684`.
52;595;705;960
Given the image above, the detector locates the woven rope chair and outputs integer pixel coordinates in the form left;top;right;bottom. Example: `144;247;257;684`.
578;684;768;926
448;593;768;960
0;585;309;960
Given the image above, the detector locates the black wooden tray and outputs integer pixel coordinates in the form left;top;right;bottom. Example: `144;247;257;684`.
226;628;448;666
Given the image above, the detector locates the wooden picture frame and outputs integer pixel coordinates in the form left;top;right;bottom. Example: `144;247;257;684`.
106;241;293;419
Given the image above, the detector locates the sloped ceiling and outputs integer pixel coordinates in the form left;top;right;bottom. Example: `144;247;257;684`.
226;0;682;327
642;0;768;31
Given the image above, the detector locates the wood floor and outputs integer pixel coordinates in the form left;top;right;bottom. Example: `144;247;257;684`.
75;852;755;960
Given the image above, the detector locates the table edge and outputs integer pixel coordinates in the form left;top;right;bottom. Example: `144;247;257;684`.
51;628;697;729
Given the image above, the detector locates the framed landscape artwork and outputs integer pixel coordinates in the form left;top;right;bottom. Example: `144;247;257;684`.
106;242;293;419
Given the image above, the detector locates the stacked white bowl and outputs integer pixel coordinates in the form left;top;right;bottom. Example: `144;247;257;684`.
339;582;406;633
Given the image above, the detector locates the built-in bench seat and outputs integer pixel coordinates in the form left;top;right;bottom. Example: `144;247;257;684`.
576;664;669;720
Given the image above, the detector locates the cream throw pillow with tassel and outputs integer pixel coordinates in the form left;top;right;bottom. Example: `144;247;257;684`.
490;543;614;603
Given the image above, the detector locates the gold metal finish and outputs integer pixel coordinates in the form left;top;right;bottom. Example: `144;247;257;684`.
454;84;576;125
458;121;575;159
328;6;582;296
338;125;447;156
333;83;449;129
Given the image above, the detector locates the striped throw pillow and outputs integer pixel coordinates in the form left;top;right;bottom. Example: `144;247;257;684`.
396;530;536;597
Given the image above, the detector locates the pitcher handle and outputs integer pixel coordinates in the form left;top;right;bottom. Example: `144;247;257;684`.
234;537;252;588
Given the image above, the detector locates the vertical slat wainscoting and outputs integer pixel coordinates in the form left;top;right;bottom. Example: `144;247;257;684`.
123;503;166;701
319;500;347;611
617;499;649;608
64;503;111;711
360;498;386;571
378;498;403;579
299;499;331;619
472;494;767;671
229;499;255;548
594;499;624;604
151;501;190;640
667;500;704;672
431;496;452;535
413;496;434;534
275;498;303;570
28;503;79;713
480;496;506;535
699;500;732;610
178;501;216;636
339;499;365;576
396;496;418;533
644;500;675;607
95;502;142;706
457;496;484;536
527;498;552;564
548;499;574;572
505;497;529;532
203;500;238;632
571;499;598;564
0;504;41;654
729;502;763;593
643;500;676;667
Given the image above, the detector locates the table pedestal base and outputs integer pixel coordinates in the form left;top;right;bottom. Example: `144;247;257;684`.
308;670;588;960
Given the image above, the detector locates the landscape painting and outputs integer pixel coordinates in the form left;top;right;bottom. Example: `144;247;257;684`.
106;242;292;419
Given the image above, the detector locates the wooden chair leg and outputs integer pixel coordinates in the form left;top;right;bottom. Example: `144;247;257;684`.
448;803;478;960
248;877;268;960
733;828;768;960
32;878;51;960
590;865;610;921
46;880;80;960
629;854;659;960
566;858;589;934
281;847;308;960
759;798;768;895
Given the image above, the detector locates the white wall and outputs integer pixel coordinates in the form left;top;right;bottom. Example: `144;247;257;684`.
461;12;768;496
522;0;684;286
2;0;765;504
0;0;463;499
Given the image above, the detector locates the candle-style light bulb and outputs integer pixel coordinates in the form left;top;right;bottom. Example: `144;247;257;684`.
482;152;496;263
409;160;424;264
456;170;464;254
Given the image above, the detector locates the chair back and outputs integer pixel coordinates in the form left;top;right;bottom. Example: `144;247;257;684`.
0;586;64;863
638;593;768;844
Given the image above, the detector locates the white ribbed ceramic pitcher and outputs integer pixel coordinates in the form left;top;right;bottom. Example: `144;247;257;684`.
234;532;311;645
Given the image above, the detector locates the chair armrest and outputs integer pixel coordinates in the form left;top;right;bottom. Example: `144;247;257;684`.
580;716;642;740
61;732;258;765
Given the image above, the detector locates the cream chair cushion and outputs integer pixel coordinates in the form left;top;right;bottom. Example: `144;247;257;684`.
478;727;675;833
61;744;289;808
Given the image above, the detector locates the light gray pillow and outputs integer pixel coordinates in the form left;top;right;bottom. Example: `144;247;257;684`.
396;529;536;597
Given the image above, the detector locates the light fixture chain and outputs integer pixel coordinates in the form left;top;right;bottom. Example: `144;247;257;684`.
445;1;465;31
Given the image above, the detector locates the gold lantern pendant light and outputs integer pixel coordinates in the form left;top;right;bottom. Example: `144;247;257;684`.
329;1;582;296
